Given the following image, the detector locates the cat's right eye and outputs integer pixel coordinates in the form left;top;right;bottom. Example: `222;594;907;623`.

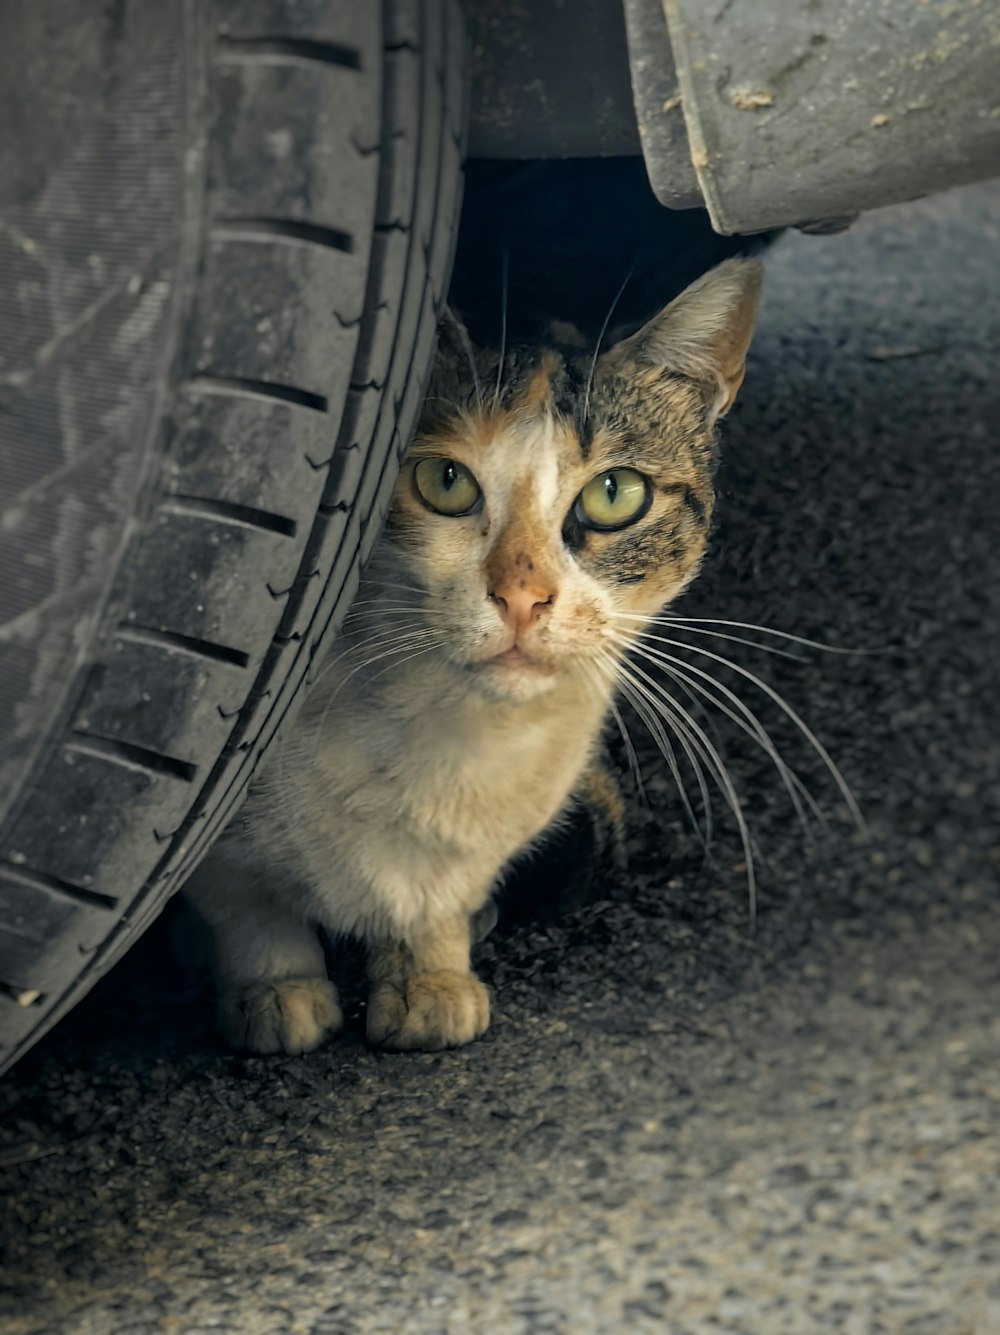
413;457;483;517
573;468;650;532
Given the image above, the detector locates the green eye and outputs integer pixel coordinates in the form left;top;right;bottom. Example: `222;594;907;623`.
413;457;482;516
575;468;650;531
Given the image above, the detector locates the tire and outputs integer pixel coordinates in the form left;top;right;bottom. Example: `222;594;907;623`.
0;0;466;1074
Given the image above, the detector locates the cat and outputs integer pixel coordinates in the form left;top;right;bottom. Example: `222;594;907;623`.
182;258;763;1055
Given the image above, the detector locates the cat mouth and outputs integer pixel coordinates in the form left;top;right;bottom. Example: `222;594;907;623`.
492;646;533;667
478;646;553;672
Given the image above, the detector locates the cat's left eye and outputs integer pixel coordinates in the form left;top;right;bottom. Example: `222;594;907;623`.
574;468;650;531
413;457;482;517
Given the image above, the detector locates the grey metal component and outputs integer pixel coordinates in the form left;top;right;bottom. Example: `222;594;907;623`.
662;0;1000;235
465;0;999;236
622;0;700;208
464;0;640;157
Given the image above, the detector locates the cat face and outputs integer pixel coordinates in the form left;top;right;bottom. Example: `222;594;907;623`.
381;260;762;704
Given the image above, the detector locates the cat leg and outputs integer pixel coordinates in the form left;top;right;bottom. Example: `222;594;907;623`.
575;754;628;874
216;918;341;1051
184;861;342;1056
470;896;499;943
366;914;490;1052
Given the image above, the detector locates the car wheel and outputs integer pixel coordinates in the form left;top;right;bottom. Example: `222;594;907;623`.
0;0;465;1073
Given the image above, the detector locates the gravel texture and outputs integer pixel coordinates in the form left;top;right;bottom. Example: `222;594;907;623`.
1;184;998;1335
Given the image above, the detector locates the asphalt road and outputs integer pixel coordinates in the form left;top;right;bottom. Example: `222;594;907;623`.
2;184;998;1335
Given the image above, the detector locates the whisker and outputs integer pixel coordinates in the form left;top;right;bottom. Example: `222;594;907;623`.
615;654;758;921
351;578;443;600
598;652;668;811
627;663;720;850
617;633;823;835
674;667;819;835
606;650;714;853
321;619;431;662
492;244;509;416
613;611;879;657
576;655;647;803
609;695;646;803
632;631;864;829
362;637;445;689
312;622;435;689
610;630;819;815
343;631;439;675
618;674;709;848
442;305;482;406
308;630;441;757
583;257;637;427
344;604;454;619
609;614;804;662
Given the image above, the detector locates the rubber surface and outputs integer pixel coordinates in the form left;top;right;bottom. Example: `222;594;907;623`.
0;0;465;1074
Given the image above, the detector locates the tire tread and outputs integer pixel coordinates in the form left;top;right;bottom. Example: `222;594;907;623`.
0;0;465;1071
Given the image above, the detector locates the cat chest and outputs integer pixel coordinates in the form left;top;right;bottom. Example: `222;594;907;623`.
364;712;590;862
413;727;582;842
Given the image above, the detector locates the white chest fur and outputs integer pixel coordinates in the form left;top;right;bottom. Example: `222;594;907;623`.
248;654;607;940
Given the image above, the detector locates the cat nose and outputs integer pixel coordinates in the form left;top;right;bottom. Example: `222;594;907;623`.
489;583;555;634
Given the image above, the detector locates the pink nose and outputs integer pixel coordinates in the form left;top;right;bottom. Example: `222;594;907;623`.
489;583;555;634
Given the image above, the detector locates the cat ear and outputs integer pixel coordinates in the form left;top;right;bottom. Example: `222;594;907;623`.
427;307;482;407
605;259;763;423
436;306;477;368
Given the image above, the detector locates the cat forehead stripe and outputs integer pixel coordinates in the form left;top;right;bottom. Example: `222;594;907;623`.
502;349;596;460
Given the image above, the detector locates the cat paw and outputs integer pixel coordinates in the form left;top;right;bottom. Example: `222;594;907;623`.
366;971;490;1051
217;977;343;1055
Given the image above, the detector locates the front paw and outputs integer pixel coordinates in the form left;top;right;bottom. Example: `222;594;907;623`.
217;977;343;1055
367;970;490;1051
